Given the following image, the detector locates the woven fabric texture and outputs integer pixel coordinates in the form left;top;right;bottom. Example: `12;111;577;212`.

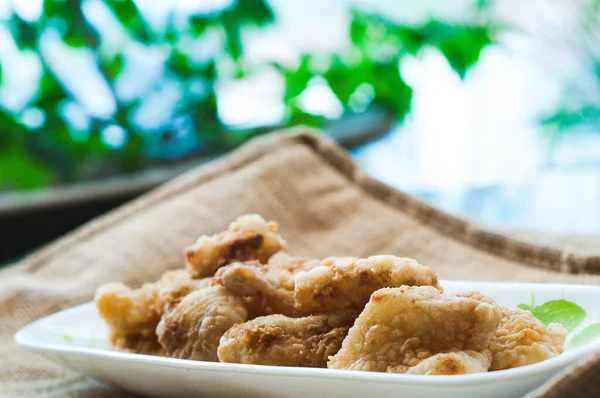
2;129;600;397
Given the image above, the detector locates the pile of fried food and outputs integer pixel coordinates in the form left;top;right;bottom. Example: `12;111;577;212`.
96;214;568;375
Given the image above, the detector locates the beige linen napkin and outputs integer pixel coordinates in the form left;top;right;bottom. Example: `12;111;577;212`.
2;128;600;397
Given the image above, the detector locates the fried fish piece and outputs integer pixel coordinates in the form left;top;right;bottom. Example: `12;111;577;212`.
185;214;287;279
214;252;320;317
328;286;500;374
217;309;358;367
156;285;248;361
405;350;492;375
95;270;204;354
454;291;496;305
294;255;440;315
96;282;160;337
489;307;567;370
109;330;165;356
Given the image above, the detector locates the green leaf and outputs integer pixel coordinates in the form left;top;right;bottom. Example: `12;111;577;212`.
286;106;325;127
396;29;426;55
189;15;210;35
63;26;87;47
397;21;493;79
369;62;412;120
278;55;314;102
324;56;363;106
106;0;137;24
395;20;495;78
216;0;273;67
349;10;403;58
230;0;274;26
436;28;492;79
105;0;152;43
10;15;38;50
189;93;222;145
49;2;101;49
0;110;25;145
0;141;53;190
167;50;195;78
220;12;243;61
350;10;368;45
24;114;86;181
118;131;143;172
32;71;69;108
44;0;69;18
543;106;600;131
517;304;533;311
105;54;124;80
566;323;600;350
527;300;586;332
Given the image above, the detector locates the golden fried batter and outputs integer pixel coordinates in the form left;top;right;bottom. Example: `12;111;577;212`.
294;255;440;315
489;307;567;370
110;330;165;356
217;309;358;367
214;252;320;317
328;286;500;373
95;270;204;354
95;213;569;373
455;291;497;305
96;282;161;336
156;285;248;361
406;350;492;375
185;214;287;279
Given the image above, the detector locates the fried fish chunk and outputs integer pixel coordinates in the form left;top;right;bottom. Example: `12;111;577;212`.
213;252;320;317
328;286;500;374
217;309;358;367
185;214;287;279
405;350;492;375
109;330;164;356
489;307;567;370
294;255;440;315
95;269;204;354
156;285;248;361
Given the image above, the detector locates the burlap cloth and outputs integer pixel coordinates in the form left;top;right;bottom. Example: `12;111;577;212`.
2;128;600;398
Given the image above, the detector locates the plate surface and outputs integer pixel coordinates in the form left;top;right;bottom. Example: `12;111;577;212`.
15;281;600;398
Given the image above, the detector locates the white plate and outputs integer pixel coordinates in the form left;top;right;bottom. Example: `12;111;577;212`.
15;281;600;398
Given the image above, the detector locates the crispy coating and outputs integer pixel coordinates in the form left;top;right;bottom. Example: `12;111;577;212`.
406;350;492;375
95;270;204;354
96;282;161;336
95;213;568;373
455;291;497;305
185;214;287;279
328;286;500;373
294;255;440;315
489;307;567;370
110;330;165;356
214;252;320;317
217;309;358;367
156;286;248;361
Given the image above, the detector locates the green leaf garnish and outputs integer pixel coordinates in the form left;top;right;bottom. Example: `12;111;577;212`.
523;300;586;332
566;323;600;350
517;303;533;311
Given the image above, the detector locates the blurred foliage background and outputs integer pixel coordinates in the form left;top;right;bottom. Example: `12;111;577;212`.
541;0;600;139
0;0;497;191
